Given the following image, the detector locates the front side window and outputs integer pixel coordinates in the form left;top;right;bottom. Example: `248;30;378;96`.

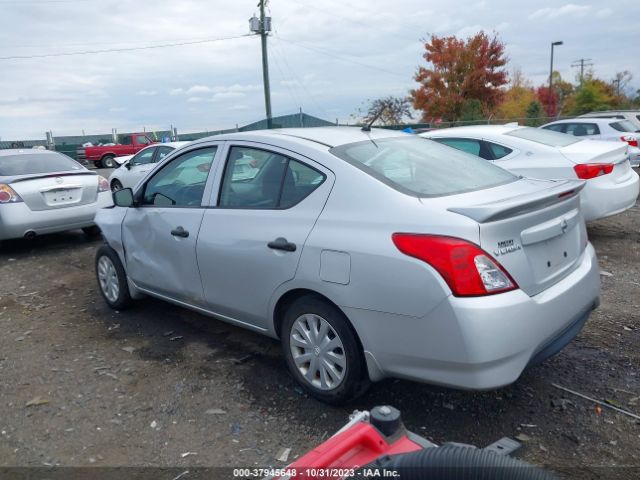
142;147;216;207
330;136;516;197
219;146;325;208
130;147;156;166
136;135;151;145
120;136;133;145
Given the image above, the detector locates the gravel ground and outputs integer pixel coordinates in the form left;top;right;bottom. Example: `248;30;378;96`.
0;191;638;479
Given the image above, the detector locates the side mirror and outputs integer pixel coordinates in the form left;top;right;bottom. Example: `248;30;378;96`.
124;161;131;170
113;187;134;207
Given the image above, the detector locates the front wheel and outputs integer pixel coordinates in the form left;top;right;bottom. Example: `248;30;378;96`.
281;295;370;404
95;245;132;310
111;179;123;192
82;225;101;237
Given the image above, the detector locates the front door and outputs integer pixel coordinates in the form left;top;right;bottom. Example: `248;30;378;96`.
197;143;334;329
122;146;219;305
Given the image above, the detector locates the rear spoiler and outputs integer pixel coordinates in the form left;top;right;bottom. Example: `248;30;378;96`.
4;171;97;184
448;180;585;223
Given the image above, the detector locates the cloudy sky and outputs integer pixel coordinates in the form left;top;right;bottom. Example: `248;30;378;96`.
0;0;637;140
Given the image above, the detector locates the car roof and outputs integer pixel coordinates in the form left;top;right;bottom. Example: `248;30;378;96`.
545;118;618;125
0;148;61;157
192;126;409;149
420;124;524;136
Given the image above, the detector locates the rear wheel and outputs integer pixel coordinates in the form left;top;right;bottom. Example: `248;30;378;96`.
281;295;370;404
111;179;123;192
102;156;116;168
95;245;131;310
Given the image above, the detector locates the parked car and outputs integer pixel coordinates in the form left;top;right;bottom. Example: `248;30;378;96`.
76;133;157;168
0;149;112;242
95;127;600;404
579;110;640;130
108;142;189;191
421;125;639;221
540;118;640;167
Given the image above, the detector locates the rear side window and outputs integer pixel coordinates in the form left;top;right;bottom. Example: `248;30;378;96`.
564;123;599;136
330;136;516;197
219;146;325;209
486;142;513;159
610;120;637;132
506;127;580;147
0;152;84;176
542;124;565;133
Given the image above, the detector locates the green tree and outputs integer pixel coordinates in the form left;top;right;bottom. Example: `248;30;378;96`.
571;76;615;115
497;68;537;120
526;101;543;126
460;99;484;124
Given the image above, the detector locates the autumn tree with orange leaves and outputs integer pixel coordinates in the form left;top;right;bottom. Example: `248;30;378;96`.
411;32;509;122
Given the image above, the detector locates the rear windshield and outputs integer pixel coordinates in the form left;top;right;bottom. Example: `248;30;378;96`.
329;136;517;197
506;127;581;147
609;120;637;132
0;152;85;176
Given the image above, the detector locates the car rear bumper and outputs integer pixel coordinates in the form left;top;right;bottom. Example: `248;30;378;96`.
346;243;600;389
581;168;639;221
0;193;112;240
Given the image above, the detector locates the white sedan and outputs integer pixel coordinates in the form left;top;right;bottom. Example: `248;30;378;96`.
108;142;189;191
541;117;640;167
421;125;639;221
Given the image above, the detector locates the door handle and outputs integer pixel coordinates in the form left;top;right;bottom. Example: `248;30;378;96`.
171;226;189;238
267;237;296;252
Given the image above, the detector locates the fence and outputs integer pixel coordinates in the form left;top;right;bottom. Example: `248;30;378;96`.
0;112;566;160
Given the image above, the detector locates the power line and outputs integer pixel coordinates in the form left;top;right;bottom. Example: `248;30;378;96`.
571;58;593;85
0;34;254;60
276;36;406;78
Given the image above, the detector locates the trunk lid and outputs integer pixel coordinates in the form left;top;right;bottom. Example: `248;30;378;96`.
444;178;587;296
9;172;99;211
559;139;628;165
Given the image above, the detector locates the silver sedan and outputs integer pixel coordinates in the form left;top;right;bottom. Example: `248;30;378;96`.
95;127;601;404
0;149;112;242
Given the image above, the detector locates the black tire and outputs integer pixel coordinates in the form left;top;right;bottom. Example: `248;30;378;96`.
102;156;116;168
281;295;370;404
82;225;101;237
95;245;132;310
95;160;104;169
111;179;123;192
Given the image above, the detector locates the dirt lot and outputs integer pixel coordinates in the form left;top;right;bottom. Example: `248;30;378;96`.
0;195;638;479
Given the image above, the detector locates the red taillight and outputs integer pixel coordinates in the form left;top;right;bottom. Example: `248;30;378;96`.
621;135;639;148
0;184;23;203
573;163;614;180
392;234;517;297
97;176;109;193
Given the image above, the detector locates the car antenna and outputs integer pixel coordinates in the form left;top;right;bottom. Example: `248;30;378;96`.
361;107;384;132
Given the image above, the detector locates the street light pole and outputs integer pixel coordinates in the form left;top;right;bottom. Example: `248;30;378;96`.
549;41;563;117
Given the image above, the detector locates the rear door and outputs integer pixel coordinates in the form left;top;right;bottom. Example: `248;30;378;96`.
196;142;334;329
121;145;220;305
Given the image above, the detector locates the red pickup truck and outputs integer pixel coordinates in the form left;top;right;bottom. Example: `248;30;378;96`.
76;133;157;168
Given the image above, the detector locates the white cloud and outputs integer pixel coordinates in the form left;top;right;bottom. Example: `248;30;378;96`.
138;90;158;96
596;8;613;18
529;4;592;20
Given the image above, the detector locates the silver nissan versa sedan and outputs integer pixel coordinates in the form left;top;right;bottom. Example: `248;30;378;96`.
94;127;601;404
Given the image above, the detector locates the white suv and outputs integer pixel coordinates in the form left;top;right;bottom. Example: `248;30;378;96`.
579;110;640;130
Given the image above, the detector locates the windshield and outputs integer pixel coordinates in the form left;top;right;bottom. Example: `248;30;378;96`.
329;136;517;197
506;127;581;147
0;152;85;176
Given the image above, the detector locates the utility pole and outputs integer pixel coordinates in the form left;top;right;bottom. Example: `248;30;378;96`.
571;58;593;85
613;77;621;97
250;1;272;129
